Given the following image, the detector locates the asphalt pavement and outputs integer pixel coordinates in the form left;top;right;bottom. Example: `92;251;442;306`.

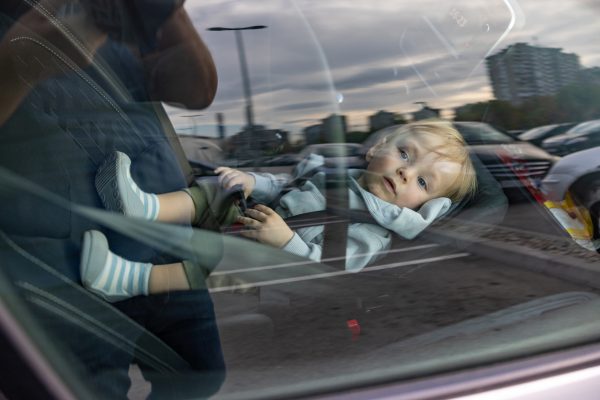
430;202;600;288
127;201;600;399
209;202;600;397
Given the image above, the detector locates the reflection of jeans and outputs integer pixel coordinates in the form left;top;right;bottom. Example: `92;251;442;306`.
186;178;243;231
116;290;226;399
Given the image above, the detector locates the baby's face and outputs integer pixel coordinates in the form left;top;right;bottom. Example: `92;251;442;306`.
361;133;462;210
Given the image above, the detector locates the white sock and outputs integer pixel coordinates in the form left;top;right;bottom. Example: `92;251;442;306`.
81;230;153;302
125;165;160;220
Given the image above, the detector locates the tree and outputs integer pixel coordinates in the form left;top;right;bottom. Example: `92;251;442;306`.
454;82;600;129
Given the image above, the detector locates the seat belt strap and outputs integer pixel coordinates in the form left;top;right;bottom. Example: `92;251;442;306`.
320;169;349;266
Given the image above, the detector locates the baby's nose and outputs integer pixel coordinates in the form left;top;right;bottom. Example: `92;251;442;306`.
396;168;406;182
396;167;414;183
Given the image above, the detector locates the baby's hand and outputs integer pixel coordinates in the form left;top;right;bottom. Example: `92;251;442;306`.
215;167;255;198
237;204;294;248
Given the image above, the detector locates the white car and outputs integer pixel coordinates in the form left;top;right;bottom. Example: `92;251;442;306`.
542;147;600;242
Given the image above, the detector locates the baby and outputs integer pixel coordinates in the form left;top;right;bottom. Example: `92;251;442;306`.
81;120;476;302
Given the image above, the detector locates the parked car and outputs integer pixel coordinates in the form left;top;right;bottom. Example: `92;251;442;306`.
363;122;559;196
542;147;600;243
518;122;578;147
542;119;600;156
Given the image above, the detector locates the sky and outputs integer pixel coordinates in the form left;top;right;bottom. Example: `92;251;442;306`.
167;0;600;138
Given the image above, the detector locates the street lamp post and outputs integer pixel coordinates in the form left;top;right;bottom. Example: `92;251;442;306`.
208;25;266;133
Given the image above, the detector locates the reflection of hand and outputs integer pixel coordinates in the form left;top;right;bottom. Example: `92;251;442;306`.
0;0;107;85
216;167;256;198
237;204;294;248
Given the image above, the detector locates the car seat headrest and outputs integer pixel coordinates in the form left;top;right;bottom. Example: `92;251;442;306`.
441;153;508;226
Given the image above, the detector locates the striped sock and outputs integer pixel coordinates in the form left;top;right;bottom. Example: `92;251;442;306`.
125;164;160;220
80;230;152;302
96;151;160;221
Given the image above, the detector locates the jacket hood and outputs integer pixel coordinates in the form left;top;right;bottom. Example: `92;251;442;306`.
348;170;451;239
293;154;451;239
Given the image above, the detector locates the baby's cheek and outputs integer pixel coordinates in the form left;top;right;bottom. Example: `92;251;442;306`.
371;151;394;165
401;190;424;210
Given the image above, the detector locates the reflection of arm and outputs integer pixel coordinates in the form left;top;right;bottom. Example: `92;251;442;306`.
144;6;217;109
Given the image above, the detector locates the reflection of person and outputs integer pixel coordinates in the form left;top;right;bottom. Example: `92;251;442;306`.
0;0;216;125
0;1;223;398
80;120;477;301
0;0;107;125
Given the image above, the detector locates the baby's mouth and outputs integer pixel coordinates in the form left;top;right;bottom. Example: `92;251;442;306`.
383;176;396;194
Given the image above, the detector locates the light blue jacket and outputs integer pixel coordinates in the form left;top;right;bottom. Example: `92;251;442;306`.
250;155;451;271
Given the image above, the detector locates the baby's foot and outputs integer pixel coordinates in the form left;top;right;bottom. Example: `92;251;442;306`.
95;151;160;220
80;230;152;302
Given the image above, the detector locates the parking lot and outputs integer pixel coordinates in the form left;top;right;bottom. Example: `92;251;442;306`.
209;199;600;396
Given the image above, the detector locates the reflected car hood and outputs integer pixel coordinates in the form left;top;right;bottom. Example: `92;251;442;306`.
469;142;557;162
543;132;576;145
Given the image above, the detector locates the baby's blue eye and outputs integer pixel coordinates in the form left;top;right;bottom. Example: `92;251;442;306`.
399;149;409;161
418;177;428;190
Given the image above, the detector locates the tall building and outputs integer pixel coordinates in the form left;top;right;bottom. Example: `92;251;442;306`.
321;114;347;142
486;43;581;104
369;110;396;132
303;124;323;144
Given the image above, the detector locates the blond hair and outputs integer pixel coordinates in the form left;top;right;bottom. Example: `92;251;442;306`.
370;120;477;202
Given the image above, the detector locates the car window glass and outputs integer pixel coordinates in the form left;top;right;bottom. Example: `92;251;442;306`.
1;0;600;399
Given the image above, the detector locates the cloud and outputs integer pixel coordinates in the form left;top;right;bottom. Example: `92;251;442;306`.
273;101;333;112
184;0;600;134
283;117;323;124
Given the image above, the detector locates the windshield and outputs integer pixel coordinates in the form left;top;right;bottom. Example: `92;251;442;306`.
1;1;599;399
